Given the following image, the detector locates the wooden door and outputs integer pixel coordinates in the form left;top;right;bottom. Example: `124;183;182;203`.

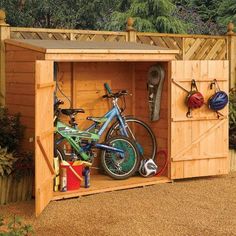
35;60;55;216
170;60;229;179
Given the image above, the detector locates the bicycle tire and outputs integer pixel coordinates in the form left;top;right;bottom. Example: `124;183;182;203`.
101;136;140;180
106;116;157;160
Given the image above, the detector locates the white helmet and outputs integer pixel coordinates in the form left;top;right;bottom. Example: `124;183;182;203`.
139;159;158;177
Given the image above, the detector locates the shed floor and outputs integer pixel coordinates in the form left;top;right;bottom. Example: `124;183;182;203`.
53;174;170;200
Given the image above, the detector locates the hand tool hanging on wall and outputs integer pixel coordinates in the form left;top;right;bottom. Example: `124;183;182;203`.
208;79;228;118
172;79;204;118
147;64;165;121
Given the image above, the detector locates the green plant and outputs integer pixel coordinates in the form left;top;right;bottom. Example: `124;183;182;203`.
0;147;17;177
12;152;34;180
229;88;236;149
0;108;25;152
0;215;33;236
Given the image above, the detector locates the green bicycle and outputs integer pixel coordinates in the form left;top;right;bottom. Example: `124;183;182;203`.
54;99;140;180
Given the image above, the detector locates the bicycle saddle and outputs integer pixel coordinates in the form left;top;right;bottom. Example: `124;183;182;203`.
61;108;85;116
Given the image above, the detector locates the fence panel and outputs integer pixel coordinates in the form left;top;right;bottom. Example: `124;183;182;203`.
10;27;127;42
137;33;228;60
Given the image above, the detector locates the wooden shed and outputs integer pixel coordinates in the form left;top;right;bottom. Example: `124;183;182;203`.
5;39;229;216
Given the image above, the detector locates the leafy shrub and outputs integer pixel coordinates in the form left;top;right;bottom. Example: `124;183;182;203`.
229;88;236;149
0;147;17;177
12;152;34;179
0;108;25;152
0;215;33;236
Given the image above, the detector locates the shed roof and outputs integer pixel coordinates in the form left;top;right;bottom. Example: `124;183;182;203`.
6;39;179;54
5;39;179;61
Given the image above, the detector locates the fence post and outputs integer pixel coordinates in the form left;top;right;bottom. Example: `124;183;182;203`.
227;22;236;89
126;17;137;42
0;9;10;106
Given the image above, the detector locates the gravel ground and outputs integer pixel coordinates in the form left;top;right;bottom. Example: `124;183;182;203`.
1;173;236;236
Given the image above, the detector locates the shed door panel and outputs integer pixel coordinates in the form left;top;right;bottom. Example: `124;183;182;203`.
171;60;229;179
35;60;54;216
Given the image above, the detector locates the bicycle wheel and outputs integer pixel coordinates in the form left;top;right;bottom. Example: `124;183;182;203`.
101;136;140;180
106;116;157;160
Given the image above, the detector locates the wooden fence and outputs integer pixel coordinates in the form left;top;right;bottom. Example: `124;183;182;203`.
137;33;228;60
0;11;236;171
0;15;235;104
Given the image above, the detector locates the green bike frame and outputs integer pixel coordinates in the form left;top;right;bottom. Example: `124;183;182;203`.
55;121;124;161
56;121;99;160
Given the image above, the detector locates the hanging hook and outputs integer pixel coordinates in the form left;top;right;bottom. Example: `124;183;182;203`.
186;108;192;118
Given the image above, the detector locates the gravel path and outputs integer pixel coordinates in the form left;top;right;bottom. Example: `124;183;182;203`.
1;173;236;236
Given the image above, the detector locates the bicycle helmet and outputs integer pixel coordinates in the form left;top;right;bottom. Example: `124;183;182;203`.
139;159;158;177
185;80;204;118
186;91;204;109
208;91;228;111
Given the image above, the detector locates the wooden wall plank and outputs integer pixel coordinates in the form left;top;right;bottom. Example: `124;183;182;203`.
6;62;35;73
5;46;44;152
134;62;169;174
6;51;45;62
6;73;35;84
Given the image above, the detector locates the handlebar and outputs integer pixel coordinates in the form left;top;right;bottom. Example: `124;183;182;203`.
104;83;112;94
102;90;129;99
103;83;131;99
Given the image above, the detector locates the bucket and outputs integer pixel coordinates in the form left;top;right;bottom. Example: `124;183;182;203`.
60;161;83;191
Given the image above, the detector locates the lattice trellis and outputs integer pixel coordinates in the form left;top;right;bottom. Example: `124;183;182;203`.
183;37;227;60
11;31;71;40
73;33;126;42
137;33;228;60
10;29;127;42
137;34;183;60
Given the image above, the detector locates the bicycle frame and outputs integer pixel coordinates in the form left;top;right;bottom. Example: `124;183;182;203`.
55;96;129;161
85;98;128;137
55;121;124;161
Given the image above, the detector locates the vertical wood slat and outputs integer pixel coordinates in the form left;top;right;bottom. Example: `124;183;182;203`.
229;150;236;172
0;22;10;105
227;34;236;88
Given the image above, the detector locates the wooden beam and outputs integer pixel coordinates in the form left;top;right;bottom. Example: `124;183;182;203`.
171;154;228;162
45;49;179;54
45;53;177;62
0;17;10;105
36;82;55;89
36;136;55;176
11;26;127;36
227;30;236;88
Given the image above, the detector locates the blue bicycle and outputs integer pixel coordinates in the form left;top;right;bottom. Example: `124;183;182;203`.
103;83;157;160
54;100;140;180
56;83;157;163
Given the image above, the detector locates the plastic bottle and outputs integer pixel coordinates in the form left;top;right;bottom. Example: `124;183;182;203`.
83;167;90;188
60;167;67;192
